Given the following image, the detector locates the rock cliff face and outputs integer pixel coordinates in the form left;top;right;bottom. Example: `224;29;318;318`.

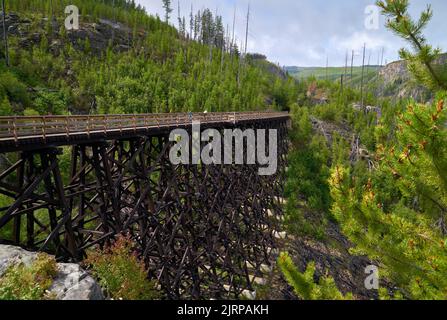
377;54;447;101
0;12;139;55
378;60;410;84
377;60;426;100
0;245;104;300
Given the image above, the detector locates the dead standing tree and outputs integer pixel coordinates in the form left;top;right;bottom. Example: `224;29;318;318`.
360;43;366;111
1;0;9;66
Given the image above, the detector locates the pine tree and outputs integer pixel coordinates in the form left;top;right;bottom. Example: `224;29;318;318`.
0;95;12;116
162;0;173;23
330;95;447;299
177;0;182;36
189;4;193;39
377;0;447;91
327;0;447;299
214;16;225;50
194;11;201;42
278;253;353;300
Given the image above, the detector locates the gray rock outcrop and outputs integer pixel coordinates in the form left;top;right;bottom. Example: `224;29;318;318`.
377;54;447;101
1;11;139;55
0;245;104;300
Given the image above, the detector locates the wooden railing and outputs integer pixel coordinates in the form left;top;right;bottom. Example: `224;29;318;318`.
0;112;289;144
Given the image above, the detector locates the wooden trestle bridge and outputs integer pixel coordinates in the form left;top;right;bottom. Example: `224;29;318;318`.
0;112;290;299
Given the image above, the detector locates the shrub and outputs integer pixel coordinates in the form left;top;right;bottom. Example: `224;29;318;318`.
0;253;58;300
23;108;40;116
33;90;68;115
0;96;13;116
0;71;31;108
85;235;159;300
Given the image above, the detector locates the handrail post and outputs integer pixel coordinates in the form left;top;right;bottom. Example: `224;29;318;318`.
13;116;18;146
42;116;46;143
65;117;70;140
87;116;90;138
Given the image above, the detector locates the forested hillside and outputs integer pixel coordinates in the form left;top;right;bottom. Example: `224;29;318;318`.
0;0;296;116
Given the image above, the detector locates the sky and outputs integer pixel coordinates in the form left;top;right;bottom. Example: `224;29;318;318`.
136;0;447;67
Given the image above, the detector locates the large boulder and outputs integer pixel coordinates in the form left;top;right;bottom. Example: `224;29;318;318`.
0;245;104;300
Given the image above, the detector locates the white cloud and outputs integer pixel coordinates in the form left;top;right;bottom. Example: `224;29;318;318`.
332;32;388;52
136;0;447;67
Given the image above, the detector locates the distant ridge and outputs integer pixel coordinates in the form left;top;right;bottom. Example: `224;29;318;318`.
285;53;446;101
284;65;381;81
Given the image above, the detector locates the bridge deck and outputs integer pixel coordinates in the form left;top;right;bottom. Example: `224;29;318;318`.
0;112;289;152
